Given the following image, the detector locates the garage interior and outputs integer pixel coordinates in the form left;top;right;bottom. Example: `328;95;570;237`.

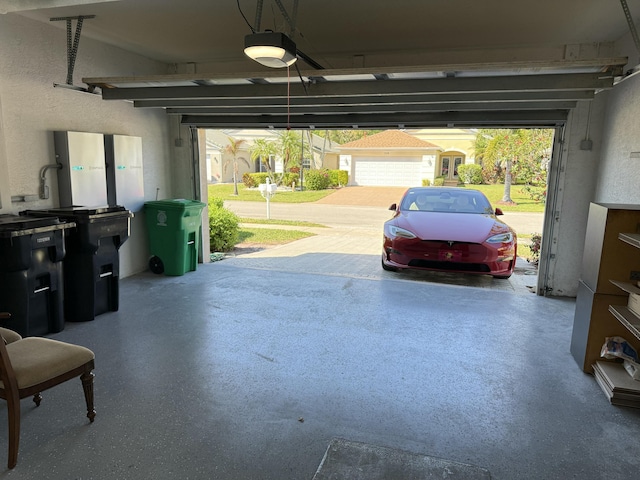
2;0;640;478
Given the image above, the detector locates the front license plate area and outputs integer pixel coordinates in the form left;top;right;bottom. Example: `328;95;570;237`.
439;249;462;261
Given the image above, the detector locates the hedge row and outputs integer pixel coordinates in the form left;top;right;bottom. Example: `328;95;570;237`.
242;169;348;190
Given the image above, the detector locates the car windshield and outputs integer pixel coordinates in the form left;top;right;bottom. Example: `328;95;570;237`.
400;189;493;214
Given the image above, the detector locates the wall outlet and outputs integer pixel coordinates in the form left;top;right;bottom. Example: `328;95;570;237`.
630;271;640;281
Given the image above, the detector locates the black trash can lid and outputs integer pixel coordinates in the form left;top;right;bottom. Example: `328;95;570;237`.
0;214;73;237
22;206;132;222
46;206;127;215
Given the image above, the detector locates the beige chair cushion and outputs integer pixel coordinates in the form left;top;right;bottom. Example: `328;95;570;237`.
0;328;22;345
3;338;95;389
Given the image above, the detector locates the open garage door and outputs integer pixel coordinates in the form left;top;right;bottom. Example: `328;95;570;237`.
82;60;623;296
84;60;622;130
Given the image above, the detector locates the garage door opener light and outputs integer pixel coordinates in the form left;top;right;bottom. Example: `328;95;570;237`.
244;31;297;68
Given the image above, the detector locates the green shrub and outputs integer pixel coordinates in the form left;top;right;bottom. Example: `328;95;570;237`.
248;172;270;186
327;169;348;187
209;205;239;252
422;178;431;186
528;233;542;264
282;172;300;188
304;169;331;190
457;164;483;184
433;176;445;186
209;196;224;209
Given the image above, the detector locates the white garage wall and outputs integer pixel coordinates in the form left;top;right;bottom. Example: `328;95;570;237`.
595;72;640;205
0;13;173;277
542;97;607;297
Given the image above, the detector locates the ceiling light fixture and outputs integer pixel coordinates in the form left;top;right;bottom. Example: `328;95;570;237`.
244;31;297;68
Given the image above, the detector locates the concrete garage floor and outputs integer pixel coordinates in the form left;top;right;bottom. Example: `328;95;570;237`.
2;190;638;479
3;259;640;479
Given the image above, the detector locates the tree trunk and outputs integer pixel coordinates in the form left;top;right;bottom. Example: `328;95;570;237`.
233;161;239;196
501;159;513;203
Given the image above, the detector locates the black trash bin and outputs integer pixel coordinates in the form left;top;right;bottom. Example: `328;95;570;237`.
22;206;133;322
0;214;74;336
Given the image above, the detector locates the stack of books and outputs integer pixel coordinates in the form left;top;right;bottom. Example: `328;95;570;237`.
593;361;640;408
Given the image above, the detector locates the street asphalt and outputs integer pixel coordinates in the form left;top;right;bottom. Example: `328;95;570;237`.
224;199;544;235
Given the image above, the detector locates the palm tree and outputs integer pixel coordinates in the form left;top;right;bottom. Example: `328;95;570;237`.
474;129;518;204
223;137;249;196
474;129;554;204
276;130;303;172
249;138;277;175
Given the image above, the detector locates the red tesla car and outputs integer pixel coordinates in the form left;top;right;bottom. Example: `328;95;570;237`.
382;187;517;279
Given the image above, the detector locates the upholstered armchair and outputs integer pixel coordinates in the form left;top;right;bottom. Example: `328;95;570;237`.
0;312;95;469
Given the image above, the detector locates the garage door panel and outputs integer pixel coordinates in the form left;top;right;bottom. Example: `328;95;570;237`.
354;156;421;186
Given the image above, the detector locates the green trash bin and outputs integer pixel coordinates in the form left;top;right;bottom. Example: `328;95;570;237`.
144;199;206;276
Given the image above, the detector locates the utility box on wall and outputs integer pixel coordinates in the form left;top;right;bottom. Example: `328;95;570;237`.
54;131;108;207
105;134;145;213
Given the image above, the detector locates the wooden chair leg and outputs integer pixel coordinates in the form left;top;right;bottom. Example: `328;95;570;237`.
32;393;42;407
81;368;96;423
6;389;20;469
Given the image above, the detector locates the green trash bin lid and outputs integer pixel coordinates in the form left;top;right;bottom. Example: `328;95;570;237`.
144;199;206;211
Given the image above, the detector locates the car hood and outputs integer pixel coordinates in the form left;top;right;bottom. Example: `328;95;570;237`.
392;211;512;243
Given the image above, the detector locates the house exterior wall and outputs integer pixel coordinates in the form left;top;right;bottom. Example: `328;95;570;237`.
410;129;476;162
205;129;340;183
0;14;174;278
317;152;339;170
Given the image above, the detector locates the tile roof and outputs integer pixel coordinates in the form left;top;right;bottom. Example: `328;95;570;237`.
338;130;440;149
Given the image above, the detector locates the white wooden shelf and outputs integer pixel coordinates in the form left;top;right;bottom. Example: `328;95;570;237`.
610;280;640;295
619;233;640;249
609;305;640;341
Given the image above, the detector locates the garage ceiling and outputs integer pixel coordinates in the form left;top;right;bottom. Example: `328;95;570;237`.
12;0;640;128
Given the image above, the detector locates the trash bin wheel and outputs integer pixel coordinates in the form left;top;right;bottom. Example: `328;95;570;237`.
149;256;164;274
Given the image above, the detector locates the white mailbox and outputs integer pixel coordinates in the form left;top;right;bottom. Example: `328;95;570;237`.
258;178;277;219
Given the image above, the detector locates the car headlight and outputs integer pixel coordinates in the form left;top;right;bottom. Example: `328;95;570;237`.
486;232;514;244
386;225;417;239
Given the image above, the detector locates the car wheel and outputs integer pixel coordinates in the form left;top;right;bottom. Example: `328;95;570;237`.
493;274;511;279
382;257;398;272
149;256;164;274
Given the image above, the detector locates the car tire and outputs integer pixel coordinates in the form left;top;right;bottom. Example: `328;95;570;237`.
493;274;511;279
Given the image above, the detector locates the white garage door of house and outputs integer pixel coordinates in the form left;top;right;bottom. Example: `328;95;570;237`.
354;156;422;186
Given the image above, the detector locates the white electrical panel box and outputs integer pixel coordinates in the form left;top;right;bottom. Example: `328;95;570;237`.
105;134;145;212
54;131;108;207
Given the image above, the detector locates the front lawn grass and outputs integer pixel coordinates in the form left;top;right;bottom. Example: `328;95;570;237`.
237;227;315;244
239;217;327;228
466;184;545;213
209;183;334;203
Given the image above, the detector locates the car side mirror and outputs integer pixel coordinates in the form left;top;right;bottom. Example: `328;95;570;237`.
495;207;504;216
389;203;397;211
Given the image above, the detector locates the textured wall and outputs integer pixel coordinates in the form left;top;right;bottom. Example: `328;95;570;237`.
596;73;640;204
0;13;172;277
